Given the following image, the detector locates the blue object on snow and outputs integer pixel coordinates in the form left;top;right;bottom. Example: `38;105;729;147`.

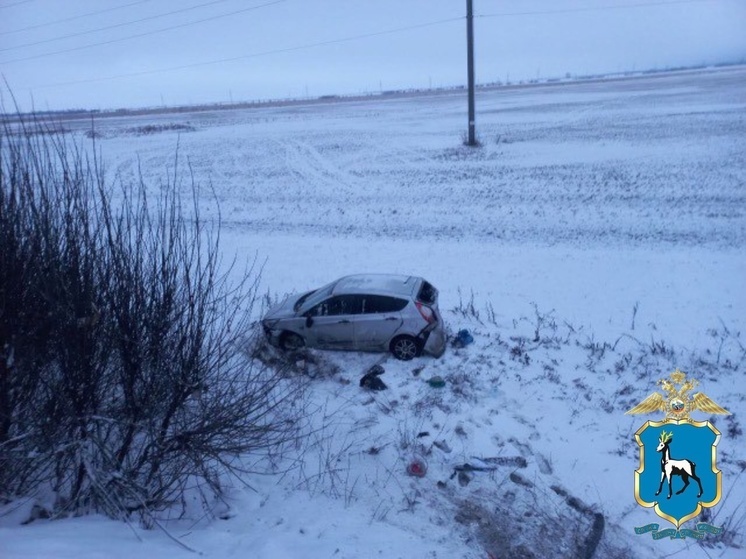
454;329;474;347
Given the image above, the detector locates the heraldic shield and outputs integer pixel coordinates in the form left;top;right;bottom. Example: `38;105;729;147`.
634;419;721;528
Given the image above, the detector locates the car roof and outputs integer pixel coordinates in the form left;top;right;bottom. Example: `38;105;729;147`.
332;274;420;298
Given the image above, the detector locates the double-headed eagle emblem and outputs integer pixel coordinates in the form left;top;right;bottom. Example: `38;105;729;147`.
625;369;730;421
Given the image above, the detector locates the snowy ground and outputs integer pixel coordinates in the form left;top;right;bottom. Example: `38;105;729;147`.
2;67;745;558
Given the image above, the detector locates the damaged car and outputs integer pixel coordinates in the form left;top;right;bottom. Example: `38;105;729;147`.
261;274;446;360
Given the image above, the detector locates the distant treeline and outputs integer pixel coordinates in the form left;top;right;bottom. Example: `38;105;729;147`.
7;60;745;123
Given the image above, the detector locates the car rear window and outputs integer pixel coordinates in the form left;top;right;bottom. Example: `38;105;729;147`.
363;295;408;313
417;281;437;305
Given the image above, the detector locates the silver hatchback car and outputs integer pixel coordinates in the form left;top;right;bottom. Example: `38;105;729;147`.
261;274;446;360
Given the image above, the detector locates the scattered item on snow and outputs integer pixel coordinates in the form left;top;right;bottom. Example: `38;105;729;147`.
450;463;497;479
451;329;474;348
449;462;500;487
457;471;471;487
550;485;606;559
416;431;430;438
427;375;445;388
474;455;528;468
406;458;428;477
360;364;387;391
412;365;425;377
283;348;330;378
509;472;534;488
366;364;385;376
436;480;447;489
360;375;387;390
433;440;452;453
217;508;236;520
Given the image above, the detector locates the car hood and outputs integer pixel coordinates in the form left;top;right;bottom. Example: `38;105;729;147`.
262;293;304;321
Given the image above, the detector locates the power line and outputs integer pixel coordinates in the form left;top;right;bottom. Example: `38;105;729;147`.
0;0;253;53
27;16;464;91
0;0;154;37
0;0;286;64
0;0;34;10
3;0;710;64
477;0;710;19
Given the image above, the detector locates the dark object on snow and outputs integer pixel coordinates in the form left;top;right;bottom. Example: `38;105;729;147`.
449;462;503;485
450;463;497;478
476;455;528;468
360;375;387;391
427;375;445;388
452;329;474;348
366;364;385;376
416;431;430;438
433;440;452;453
360;365;387;391
551;485;606;559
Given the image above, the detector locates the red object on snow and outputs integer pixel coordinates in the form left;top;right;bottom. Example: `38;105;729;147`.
406;459;427;477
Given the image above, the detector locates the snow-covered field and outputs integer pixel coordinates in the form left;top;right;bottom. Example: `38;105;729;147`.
2;67;745;558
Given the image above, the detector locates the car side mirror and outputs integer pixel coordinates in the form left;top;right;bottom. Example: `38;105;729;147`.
305;316;314;328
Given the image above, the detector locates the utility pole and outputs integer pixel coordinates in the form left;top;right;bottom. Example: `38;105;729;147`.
466;0;477;146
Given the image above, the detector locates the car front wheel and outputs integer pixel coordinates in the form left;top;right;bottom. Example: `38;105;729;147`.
390;335;419;361
280;332;305;351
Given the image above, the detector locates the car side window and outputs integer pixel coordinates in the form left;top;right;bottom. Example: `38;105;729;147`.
363;295;408;314
308;295;364;316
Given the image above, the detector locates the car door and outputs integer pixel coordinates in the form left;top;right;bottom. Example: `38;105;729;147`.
353;295;406;350
304;294;363;349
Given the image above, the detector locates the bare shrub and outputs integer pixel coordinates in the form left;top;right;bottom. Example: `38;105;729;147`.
0;112;305;524
452;287;481;323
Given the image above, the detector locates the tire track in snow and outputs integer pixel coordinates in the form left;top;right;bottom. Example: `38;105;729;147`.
281;138;360;200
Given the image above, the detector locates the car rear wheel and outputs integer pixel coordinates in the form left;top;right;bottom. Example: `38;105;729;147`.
390;335;419;361
280;332;305;351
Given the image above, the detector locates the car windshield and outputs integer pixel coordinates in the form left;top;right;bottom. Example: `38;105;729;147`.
292;290;316;312
295;279;338;313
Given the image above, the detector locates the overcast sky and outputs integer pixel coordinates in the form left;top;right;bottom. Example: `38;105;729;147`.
1;0;744;111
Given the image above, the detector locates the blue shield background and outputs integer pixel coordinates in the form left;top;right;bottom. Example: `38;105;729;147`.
638;422;719;524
